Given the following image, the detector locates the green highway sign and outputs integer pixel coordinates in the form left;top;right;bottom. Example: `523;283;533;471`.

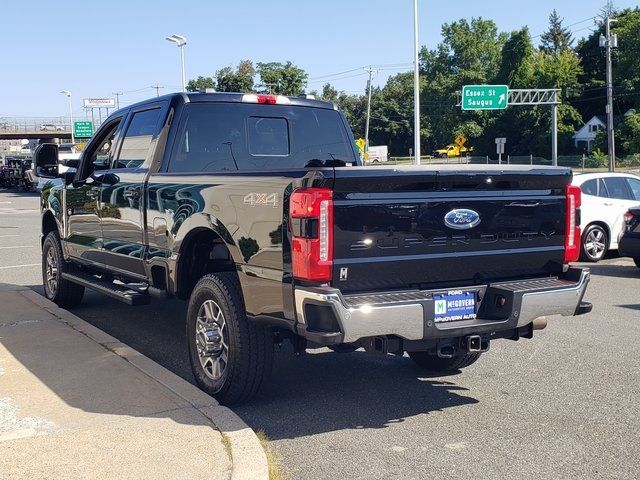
461;85;509;110
73;121;94;138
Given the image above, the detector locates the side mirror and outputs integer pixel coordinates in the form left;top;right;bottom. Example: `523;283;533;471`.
34;143;59;178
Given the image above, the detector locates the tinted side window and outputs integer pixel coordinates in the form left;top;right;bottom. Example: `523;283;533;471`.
603;177;633;200
116;108;161;169
598;178;610;198
82;119;121;178
626;178;640;200
581;179;597;196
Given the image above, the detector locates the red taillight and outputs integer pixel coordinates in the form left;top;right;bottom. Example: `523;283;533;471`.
290;188;333;282
564;184;582;263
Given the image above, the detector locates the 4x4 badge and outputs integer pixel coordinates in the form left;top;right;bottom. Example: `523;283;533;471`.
243;192;279;208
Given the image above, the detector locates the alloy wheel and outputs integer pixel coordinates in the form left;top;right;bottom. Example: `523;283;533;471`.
584;228;607;260
195;300;229;381
45;246;59;296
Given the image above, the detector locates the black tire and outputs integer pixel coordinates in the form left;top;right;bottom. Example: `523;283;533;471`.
42;231;84;308
580;224;609;262
187;272;273;405
408;351;481;371
634;258;640;269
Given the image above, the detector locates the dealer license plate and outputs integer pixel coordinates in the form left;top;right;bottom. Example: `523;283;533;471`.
433;290;477;323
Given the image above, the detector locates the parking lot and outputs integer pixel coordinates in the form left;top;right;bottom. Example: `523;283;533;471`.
1;189;639;479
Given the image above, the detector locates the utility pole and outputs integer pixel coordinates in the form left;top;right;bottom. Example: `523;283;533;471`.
364;66;378;157
601;17;618;171
152;84;164;97
412;0;421;165
112;92;123;110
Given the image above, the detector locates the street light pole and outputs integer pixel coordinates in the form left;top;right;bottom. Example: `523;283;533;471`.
112;92;123;110
364;66;377;156
412;0;421;165
601;18;618;172
166;34;187;92
60;90;74;144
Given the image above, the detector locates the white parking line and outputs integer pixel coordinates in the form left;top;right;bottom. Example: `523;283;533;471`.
0;246;36;249
0;235;19;238
0;263;40;270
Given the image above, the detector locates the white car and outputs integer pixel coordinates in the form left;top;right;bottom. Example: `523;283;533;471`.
572;172;640;261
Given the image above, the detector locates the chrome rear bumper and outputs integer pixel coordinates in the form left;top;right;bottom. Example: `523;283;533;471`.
294;267;590;344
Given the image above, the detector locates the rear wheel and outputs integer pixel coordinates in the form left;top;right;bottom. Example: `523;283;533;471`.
42;232;84;308
408;351;481;371
187;272;273;405
581;224;608;262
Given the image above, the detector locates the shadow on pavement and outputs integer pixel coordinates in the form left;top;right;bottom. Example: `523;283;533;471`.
0;285;220;431
32;287;480;440
582;263;640;280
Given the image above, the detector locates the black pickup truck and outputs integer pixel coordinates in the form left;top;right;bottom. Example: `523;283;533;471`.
35;92;592;404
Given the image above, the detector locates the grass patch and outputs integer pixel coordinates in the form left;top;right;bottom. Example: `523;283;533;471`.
256;430;285;480
221;433;232;459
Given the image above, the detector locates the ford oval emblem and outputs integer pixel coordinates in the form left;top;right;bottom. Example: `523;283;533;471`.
444;209;481;230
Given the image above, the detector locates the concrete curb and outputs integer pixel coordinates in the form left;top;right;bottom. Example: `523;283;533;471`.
19;289;269;480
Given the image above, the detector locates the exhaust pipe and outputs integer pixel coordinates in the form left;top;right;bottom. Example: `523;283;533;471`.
467;335;490;353
532;316;548;330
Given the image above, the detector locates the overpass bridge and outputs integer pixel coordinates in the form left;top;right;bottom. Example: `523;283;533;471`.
0;130;74;140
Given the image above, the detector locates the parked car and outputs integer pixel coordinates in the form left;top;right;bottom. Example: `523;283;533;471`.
618;207;640;268
35;92;592;405
571;173;640;261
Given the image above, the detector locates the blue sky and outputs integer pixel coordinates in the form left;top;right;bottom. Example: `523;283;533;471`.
0;0;637;117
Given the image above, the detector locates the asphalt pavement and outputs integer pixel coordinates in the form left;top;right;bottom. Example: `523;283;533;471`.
1;189;639;479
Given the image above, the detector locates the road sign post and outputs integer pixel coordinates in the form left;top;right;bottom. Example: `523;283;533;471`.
462;85;509;111
73;121;94;139
495;137;506;164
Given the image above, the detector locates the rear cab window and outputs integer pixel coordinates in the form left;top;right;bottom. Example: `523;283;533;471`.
168;103;356;173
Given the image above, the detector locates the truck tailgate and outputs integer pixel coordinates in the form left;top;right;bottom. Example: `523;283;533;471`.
331;166;572;293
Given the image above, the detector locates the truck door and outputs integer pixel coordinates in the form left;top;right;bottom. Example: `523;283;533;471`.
64;117;123;266
99;105;164;278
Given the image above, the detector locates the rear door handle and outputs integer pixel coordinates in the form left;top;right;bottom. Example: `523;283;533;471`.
123;188;140;200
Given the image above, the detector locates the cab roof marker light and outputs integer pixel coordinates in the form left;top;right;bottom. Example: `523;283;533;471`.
241;94;291;105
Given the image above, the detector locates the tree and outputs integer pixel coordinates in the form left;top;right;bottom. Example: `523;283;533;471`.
618;113;640;155
215;60;255;93
575;8;640;120
496;28;535;88
186;76;215;92
256;61;308;96
540;10;573;54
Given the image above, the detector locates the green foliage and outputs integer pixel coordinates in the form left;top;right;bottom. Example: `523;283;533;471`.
618;113;640;155
497;28;535;87
540;10;573;54
586;149;608;168
216;60;255;93
186;76;215;92
256;61;308;96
